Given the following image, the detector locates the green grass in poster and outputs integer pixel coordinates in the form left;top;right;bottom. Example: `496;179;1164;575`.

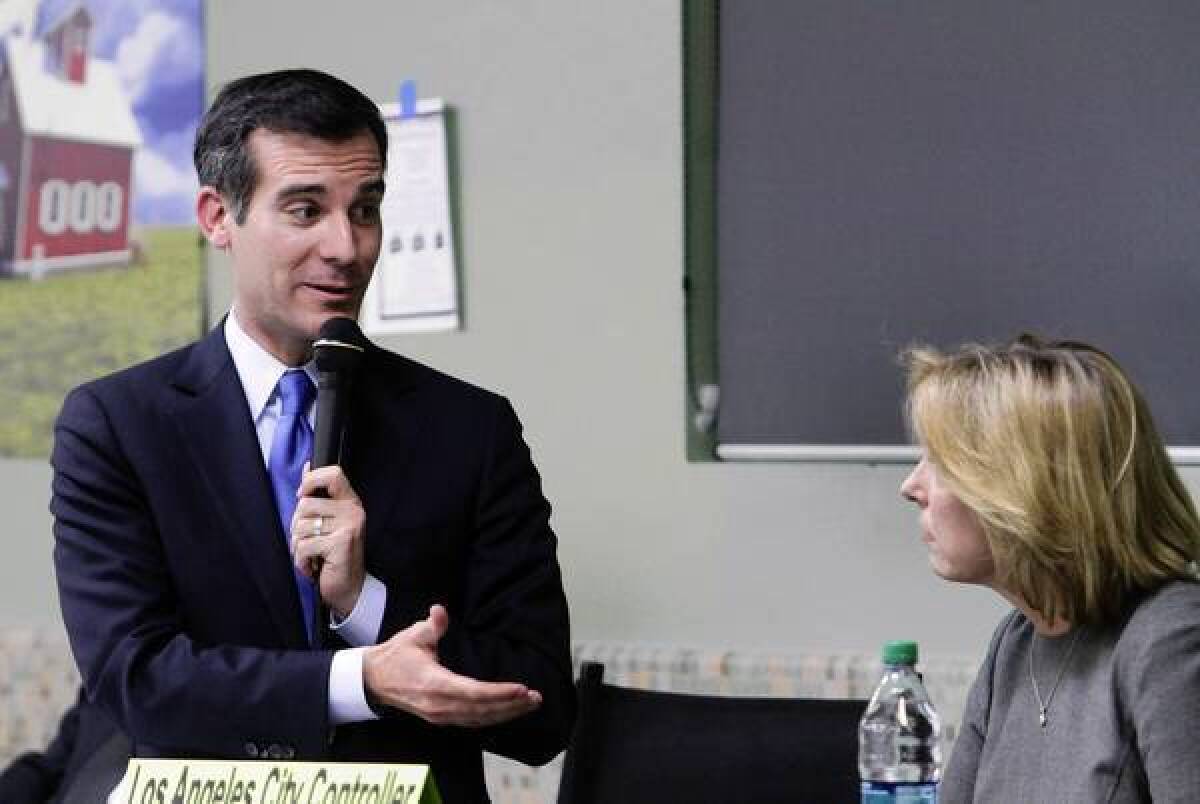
0;226;204;458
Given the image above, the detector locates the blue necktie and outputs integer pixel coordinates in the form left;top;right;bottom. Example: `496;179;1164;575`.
267;369;318;644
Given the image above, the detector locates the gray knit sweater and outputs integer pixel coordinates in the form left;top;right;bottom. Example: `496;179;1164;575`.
940;580;1200;803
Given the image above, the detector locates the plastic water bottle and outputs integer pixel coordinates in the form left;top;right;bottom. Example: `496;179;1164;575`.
859;640;942;803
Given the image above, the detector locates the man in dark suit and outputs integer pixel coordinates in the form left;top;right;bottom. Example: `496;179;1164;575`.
50;69;573;804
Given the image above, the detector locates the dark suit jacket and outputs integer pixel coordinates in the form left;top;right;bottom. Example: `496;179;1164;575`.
50;324;574;804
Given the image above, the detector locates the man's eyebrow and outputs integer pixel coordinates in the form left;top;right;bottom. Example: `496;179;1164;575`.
275;183;327;202
358;178;386;197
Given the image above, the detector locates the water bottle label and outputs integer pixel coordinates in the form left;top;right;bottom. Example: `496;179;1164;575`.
860;781;938;803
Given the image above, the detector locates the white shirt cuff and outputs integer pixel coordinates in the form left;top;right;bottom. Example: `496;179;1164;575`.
328;647;378;724
330;573;386;647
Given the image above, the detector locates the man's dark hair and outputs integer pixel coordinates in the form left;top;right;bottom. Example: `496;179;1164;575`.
194;68;388;223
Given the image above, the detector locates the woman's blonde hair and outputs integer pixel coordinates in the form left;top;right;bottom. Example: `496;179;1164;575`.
905;334;1200;625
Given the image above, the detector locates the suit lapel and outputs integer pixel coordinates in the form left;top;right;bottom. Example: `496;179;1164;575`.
167;325;309;646
343;348;424;545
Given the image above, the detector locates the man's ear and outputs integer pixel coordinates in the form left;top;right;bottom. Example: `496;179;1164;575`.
196;187;234;249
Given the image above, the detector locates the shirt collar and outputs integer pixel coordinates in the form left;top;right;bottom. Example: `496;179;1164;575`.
224;309;318;421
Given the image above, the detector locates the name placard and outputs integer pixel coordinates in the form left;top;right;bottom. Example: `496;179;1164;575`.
109;759;441;804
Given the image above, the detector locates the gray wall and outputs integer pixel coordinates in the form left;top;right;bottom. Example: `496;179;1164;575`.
20;1;1186;660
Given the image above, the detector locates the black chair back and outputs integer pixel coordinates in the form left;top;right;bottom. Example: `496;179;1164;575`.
557;661;867;804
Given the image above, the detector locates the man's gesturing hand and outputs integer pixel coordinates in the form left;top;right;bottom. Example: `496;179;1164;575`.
363;604;542;728
290;464;366;619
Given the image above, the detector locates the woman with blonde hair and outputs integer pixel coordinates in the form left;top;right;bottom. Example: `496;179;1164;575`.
900;334;1200;802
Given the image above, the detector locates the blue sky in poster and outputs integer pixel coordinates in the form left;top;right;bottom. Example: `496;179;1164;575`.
34;0;203;225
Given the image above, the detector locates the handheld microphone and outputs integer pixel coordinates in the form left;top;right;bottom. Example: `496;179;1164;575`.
312;317;368;470
307;317;367;628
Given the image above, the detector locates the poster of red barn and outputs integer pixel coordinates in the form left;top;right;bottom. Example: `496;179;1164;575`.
0;0;203;457
0;3;142;275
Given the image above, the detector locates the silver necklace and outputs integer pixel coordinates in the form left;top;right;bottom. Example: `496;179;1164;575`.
1029;627;1084;729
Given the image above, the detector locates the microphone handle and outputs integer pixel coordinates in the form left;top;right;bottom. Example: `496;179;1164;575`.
306;369;350;616
312;371;346;471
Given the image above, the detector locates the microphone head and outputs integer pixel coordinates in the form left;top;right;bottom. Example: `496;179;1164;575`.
313;316;368;374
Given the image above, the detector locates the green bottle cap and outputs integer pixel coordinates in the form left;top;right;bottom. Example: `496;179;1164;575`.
882;640;918;665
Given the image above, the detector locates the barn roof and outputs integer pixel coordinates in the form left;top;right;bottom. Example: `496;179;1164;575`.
5;36;141;149
41;1;91;38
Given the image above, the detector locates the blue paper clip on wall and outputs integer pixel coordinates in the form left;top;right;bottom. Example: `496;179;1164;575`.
399;79;417;119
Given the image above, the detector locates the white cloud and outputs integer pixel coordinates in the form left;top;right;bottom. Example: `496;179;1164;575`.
114;10;202;104
154;125;198;167
134;144;196;199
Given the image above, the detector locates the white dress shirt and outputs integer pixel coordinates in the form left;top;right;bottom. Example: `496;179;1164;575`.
225;310;385;724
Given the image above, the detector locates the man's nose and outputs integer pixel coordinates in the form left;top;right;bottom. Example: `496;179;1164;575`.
319;213;357;263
